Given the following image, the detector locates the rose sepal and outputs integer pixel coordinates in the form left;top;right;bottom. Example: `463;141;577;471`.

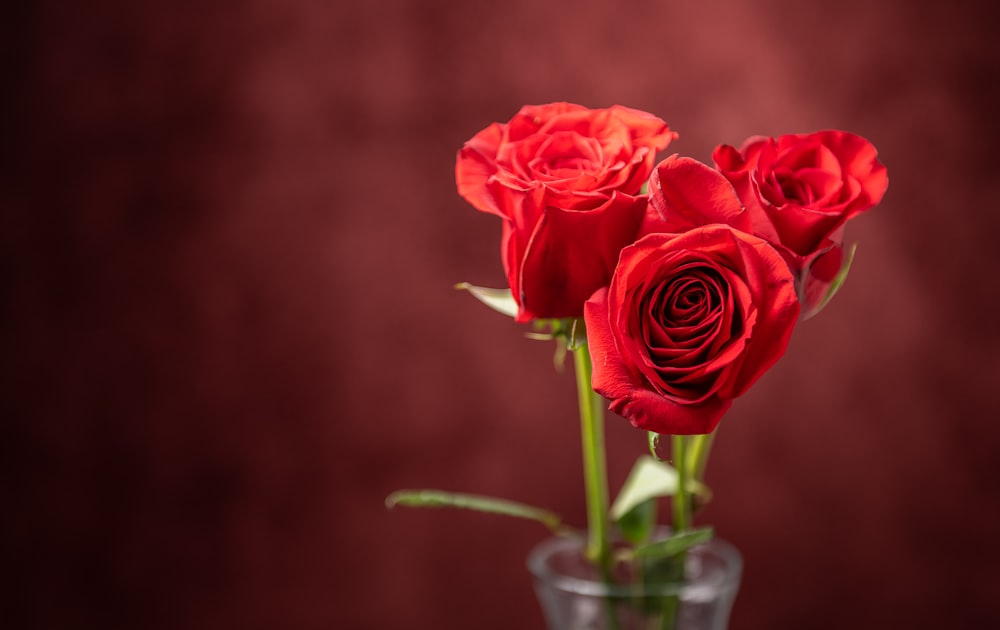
799;242;857;320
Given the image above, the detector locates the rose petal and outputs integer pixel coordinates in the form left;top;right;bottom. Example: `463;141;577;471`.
455;123;505;216
518;192;646;318
643;155;751;236
713;231;799;398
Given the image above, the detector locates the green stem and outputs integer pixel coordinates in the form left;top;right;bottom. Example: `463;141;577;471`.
571;339;611;568
688;430;715;484
571;331;620;630
672;435;691;534
660;435;692;630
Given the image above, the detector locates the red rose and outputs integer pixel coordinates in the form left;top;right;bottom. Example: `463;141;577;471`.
584;223;799;435
712;131;887;306
456;102;676;321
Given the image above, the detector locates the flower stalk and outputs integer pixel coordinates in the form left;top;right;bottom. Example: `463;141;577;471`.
672;435;691;533
658;435;693;630
571;328;624;630
688;432;715;485
572;332;612;569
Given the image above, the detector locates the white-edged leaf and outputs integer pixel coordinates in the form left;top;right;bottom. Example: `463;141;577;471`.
610;455;709;522
385;489;562;532
454;283;519;318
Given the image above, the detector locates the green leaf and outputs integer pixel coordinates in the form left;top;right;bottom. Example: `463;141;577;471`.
454;283;518;318
616;497;657;545
610;455;709;523
633;527;714;560
385;489;562;533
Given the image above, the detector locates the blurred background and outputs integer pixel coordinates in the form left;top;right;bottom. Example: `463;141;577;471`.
4;0;999;628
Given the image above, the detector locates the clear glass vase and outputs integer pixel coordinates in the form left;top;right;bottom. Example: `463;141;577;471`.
527;534;742;630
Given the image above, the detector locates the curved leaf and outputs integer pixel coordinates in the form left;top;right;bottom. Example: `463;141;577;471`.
454;283;518;318
610;455;709;522
386;489;563;533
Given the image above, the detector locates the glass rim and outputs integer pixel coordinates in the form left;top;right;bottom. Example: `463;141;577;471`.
526;533;743;598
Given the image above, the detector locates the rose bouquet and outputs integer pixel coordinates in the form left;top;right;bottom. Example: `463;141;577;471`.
388;103;887;630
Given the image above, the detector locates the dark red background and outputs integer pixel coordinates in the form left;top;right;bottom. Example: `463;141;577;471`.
4;1;1000;628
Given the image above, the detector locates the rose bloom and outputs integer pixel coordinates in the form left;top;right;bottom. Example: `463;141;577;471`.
584;227;799;434
713;131;887;312
456;102;676;321
585;157;799;434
